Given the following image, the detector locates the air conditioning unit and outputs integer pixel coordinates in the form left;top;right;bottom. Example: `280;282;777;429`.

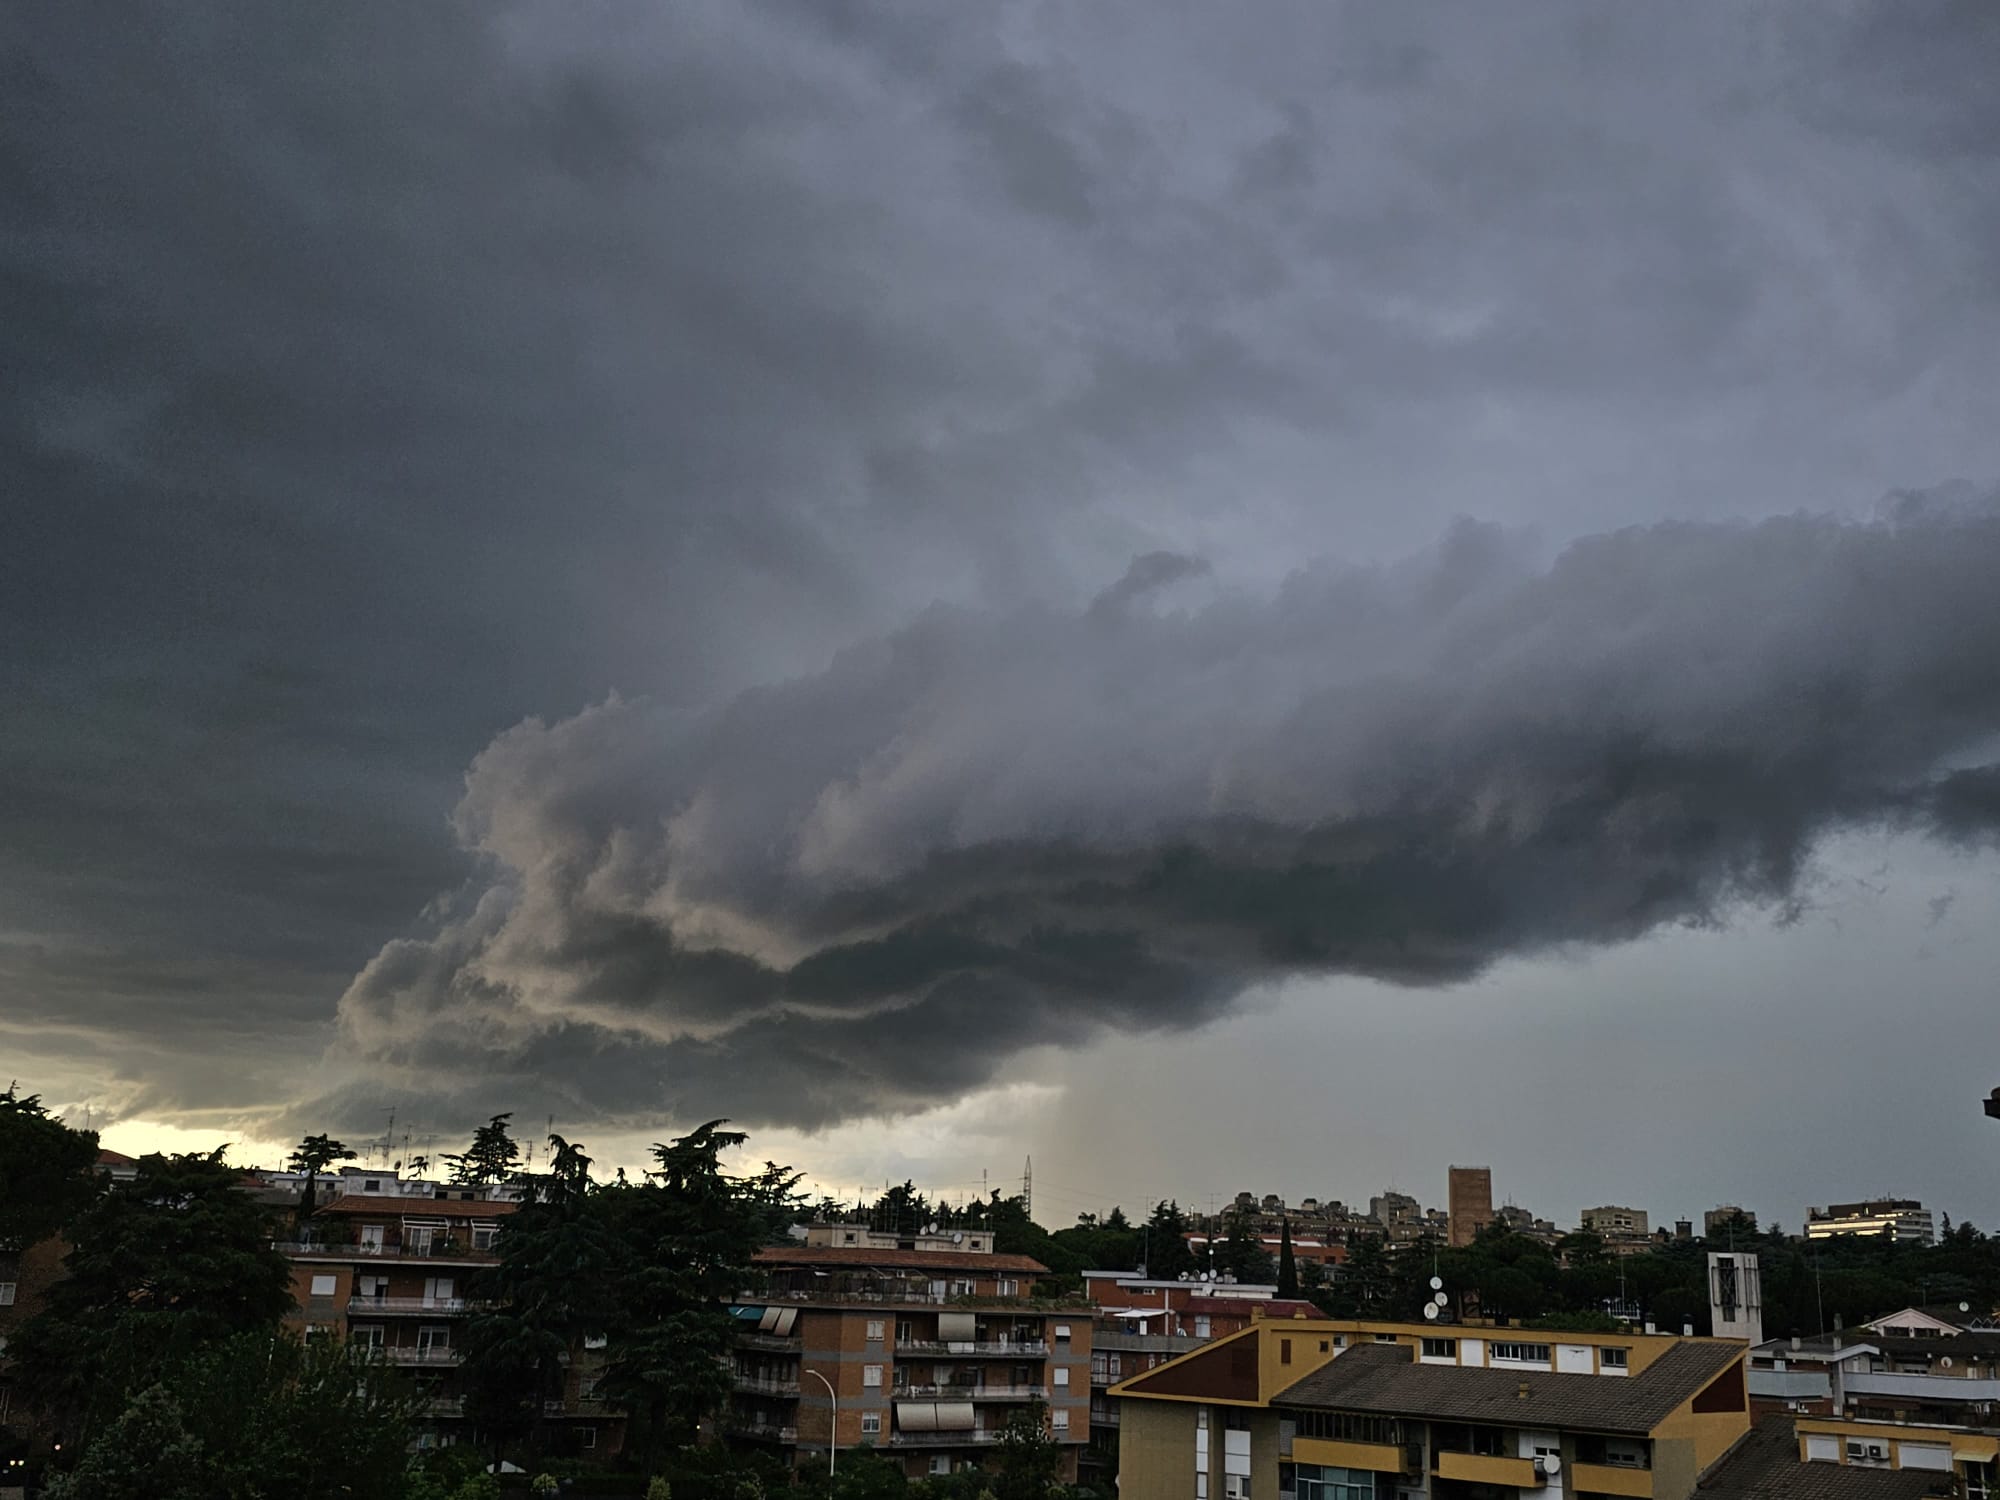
1867;1445;1887;1461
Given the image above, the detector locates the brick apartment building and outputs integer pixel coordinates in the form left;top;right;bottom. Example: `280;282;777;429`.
725;1224;1092;1482
283;1191;620;1456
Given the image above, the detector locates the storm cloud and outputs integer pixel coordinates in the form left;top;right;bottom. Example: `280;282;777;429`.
327;494;2000;1127
8;1;2000;1169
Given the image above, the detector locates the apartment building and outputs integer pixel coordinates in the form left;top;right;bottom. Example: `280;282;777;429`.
1700;1208;1756;1240
1447;1168;1494;1249
725;1228;1092;1482
1082;1272;1320;1486
280;1192;619;1456
1806;1202;1936;1247
1112;1317;1751;1500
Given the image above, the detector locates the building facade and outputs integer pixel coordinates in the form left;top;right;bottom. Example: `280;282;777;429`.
724;1233;1092;1482
280;1192;620;1456
1447;1168;1493;1249
1112;1317;1751;1500
1805;1202;1936;1246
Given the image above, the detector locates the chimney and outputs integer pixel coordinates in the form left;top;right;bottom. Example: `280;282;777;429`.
1792;1336;1802;1351
1517;1382;1531;1400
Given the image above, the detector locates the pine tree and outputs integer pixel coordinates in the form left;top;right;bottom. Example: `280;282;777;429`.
1277;1219;1299;1298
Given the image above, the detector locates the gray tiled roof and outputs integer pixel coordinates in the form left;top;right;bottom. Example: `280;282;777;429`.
1698;1421;1951;1500
1273;1339;1743;1435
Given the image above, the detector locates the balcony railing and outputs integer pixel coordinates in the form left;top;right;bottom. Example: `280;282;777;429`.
735;1332;803;1353
424;1397;465;1417
275;1240;496;1262
889;1428;1005;1448
346;1297;471;1315
901;1384;1046;1401
380;1347;459;1365
733;1375;802;1397
895;1339;1049;1357
726;1421;798;1443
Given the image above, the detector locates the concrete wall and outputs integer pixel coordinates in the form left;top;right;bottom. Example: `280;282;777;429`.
1119;1398;1199;1500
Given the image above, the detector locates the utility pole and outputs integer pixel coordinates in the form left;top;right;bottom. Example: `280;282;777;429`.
1022;1156;1033;1220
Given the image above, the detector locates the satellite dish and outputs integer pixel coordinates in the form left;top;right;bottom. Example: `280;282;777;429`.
1430;1276;1444;1291
1433;1293;1449;1309
1423;1304;1439;1321
1544;1456;1563;1477
1963;1303;1973;1313
1943;1356;1955;1369
952;1231;964;1244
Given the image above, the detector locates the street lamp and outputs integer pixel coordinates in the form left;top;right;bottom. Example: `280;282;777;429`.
805;1368;837;1479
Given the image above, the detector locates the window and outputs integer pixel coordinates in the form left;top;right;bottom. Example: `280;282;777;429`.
1373;1333;1399;1344
1294;1412;1400;1445
360;1224;385;1249
471;1226;497;1251
863;1364;883;1388
0;1282;15;1306
364;1178;382;1192
999;1279;1019;1297
1198;1408;1209;1429
1319;1340;1330;1353
1109;1353;1122;1378
1421;1338;1457;1360
844;1232;859;1244
1491;1342;1552;1364
1194;1316;1212;1337
310;1274;337;1298
1052;1409;1069;1432
1601;1346;1629;1370
1196;1475;1209;1499
952;1279;976;1296
1054;1367;1070;1387
929;1456;951;1476
1225;1478;1249;1500
867;1319;885;1343
861;1411;882;1436
1055;1324;1072;1343
351;1324;385;1348
1225;1408;1250;1431
1293;1465;1386;1500
417;1325;451;1354
578;1427;596;1450
1091;1354;1109;1381
897;1320;915;1344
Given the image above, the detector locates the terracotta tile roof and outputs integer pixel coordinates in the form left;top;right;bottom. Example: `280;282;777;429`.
1698;1421;1952;1500
753;1245;1048;1274
1274;1340;1745;1435
319;1195;518;1219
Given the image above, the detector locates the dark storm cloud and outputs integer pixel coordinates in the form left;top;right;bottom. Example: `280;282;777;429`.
7;0;2000;1131
320;498;2000;1130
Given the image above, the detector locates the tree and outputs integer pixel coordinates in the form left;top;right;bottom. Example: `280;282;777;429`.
1143;1201;1196;1281
286;1132;355;1218
47;1332;420;1500
8;1148;295;1444
448;1114;522;1185
1214;1208;1273;1284
597;1121;788;1467
461;1135;621;1465
1277;1220;1300;1299
0;1083;99;1251
990;1400;1064;1500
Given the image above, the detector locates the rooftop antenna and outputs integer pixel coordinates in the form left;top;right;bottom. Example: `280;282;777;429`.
1023;1156;1033;1220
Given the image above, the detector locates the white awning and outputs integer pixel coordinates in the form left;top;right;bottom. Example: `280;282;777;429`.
896;1402;938;1432
936;1401;976;1430
938;1311;977;1342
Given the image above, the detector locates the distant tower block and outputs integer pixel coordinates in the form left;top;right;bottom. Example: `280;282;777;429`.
1448;1166;1494;1248
1709;1251;1763;1344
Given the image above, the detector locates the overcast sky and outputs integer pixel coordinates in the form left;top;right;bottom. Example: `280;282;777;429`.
7;1;2000;1233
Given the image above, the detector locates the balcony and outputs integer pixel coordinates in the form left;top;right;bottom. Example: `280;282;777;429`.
1433;1452;1538;1488
1571;1462;1654;1498
346;1297;470;1315
734;1375;802;1397
276;1240;498;1264
725;1420;798;1444
901;1384;1046;1401
423;1397;466;1417
1844;1370;2000;1403
381;1347;460;1366
736;1332;803;1354
895;1339;1049;1357
1292;1437;1404;1473
889;1428;1005;1448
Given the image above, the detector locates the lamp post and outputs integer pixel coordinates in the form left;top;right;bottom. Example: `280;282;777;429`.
805;1368;837;1478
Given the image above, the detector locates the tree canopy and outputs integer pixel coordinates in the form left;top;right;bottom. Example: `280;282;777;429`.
0;1083;99;1251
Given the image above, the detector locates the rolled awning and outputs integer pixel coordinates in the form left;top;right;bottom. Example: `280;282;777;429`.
770;1307;797;1336
935;1402;976;1430
938;1312;977;1342
897;1402;939;1432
